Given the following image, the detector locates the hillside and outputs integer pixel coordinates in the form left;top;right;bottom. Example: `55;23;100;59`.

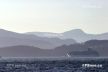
27;29;108;42
0;29;76;49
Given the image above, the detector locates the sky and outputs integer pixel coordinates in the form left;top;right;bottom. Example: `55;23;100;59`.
0;0;108;34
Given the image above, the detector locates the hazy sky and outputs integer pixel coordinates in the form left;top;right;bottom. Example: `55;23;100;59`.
0;0;108;34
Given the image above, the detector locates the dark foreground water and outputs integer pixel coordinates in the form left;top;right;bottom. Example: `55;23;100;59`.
0;57;108;72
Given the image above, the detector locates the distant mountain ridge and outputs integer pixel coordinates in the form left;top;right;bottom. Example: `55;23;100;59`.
54;40;108;57
0;40;108;57
0;29;108;57
0;29;76;49
27;29;108;42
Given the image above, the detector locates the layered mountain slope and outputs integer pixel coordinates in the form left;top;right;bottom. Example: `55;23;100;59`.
0;46;52;57
0;40;108;57
54;40;108;57
27;29;108;42
0;29;76;49
0;45;68;57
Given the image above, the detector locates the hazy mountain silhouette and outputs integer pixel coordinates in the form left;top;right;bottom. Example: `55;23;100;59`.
0;29;76;49
27;29;108;42
54;40;108;57
0;45;53;57
62;29;108;42
0;45;98;57
0;29;108;57
62;29;93;42
0;45;69;57
84;40;108;57
0;40;108;57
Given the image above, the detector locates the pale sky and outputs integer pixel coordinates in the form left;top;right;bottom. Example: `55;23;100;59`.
0;0;108;34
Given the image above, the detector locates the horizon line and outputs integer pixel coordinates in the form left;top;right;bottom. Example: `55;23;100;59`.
0;28;108;35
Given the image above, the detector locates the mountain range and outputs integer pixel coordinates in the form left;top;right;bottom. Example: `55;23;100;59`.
0;29;76;49
0;40;108;57
27;29;108;42
0;29;108;57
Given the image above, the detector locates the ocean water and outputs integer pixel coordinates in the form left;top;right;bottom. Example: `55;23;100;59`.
0;57;108;72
